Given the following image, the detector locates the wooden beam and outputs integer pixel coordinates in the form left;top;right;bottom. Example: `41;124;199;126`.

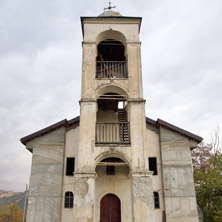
98;162;128;166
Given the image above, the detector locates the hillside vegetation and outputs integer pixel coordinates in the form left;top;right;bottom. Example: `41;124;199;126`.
0;190;25;209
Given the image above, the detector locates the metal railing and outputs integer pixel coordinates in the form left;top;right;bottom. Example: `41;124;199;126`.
96;122;130;144
96;61;128;78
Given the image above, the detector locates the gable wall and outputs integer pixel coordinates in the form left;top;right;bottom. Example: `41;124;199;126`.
25;127;66;222
159;127;198;222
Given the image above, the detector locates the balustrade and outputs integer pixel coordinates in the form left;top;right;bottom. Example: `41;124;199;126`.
96;61;128;79
96;122;130;144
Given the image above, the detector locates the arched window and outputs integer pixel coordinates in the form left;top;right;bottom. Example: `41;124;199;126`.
65;191;73;208
153;192;160;209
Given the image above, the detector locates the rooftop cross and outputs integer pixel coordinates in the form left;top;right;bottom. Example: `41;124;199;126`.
104;2;116;11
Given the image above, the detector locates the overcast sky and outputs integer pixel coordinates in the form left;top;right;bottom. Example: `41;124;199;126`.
0;0;222;192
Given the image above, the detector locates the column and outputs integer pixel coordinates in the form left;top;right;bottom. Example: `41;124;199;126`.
74;173;96;222
128;100;147;169
77;100;97;171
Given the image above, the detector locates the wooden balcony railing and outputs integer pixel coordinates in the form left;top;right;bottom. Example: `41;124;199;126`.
96;122;130;144
96;61;128;79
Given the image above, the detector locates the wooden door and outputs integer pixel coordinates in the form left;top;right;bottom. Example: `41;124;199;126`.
100;194;121;222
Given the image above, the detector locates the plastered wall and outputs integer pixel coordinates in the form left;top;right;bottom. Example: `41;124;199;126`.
61;126;79;222
26;127;66;222
160;127;199;222
145;126;164;222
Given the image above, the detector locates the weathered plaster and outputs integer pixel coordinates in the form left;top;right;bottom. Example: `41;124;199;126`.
160;127;199;222
75;178;89;198
74;174;95;222
131;172;155;222
26;127;66;222
145;127;164;221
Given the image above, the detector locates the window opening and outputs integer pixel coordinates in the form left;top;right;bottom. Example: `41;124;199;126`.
66;157;75;176
65;192;73;208
149;157;158;175
106;166;115;175
153;192;160;209
118;101;124;109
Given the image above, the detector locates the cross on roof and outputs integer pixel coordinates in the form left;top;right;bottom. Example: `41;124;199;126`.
104;2;116;11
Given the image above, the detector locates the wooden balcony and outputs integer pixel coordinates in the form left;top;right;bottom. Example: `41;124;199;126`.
96;122;130;144
96;61;128;79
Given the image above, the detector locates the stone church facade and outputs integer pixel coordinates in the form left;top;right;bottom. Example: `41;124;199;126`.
21;10;202;222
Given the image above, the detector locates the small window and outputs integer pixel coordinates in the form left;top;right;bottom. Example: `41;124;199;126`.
153;192;160;209
149;157;158;175
106;166;115;175
65;192;73;208
66;157;75;176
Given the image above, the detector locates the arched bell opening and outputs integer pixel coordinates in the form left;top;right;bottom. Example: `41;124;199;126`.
96;93;130;144
97;39;126;61
96;39;128;78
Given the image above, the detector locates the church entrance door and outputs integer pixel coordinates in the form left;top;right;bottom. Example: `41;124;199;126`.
100;194;121;222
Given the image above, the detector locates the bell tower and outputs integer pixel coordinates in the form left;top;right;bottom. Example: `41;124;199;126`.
20;5;201;222
75;7;155;222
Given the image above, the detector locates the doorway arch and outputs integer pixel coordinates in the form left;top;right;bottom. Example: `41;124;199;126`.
100;193;121;222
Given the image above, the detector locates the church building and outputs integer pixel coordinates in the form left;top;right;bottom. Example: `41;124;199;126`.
21;7;202;222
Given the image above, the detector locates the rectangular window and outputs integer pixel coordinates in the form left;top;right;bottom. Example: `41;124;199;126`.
106;166;115;175
149;157;158;175
66;157;75;176
154;192;160;209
